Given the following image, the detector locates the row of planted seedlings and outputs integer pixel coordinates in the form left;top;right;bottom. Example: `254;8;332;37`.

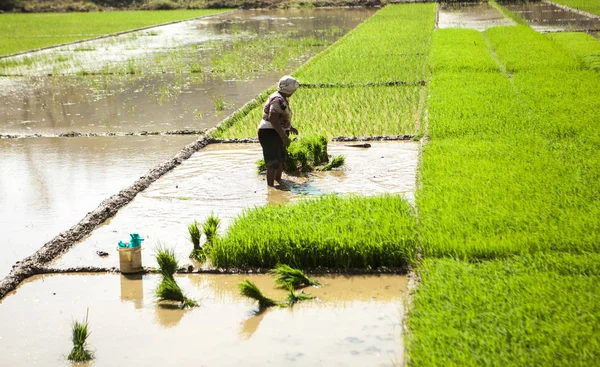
406;19;600;365
204;3;437;271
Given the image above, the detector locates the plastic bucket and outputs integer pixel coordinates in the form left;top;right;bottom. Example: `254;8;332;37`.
117;245;143;274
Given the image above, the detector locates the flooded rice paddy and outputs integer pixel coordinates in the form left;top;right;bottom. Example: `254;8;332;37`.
51;141;419;271
437;3;514;30
500;1;600;32
0;273;407;366
0;9;374;279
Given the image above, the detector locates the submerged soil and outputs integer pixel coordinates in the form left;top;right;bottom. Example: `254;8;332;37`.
0;273;407;366
50;141;419;271
500;1;600;32
437;3;514;30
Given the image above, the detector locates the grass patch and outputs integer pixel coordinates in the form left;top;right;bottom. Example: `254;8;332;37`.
212;85;422;139
209;194;417;269
0;9;230;56
294;4;436;84
546;32;600;71
406;254;600;366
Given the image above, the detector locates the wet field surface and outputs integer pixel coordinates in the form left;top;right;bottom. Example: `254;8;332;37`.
501;1;600;32
51;141;419;270
0;273;407;366
438;3;514;30
0;135;198;279
0;9;374;278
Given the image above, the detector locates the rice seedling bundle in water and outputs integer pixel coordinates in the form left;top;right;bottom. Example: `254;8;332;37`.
155;277;198;308
213;85;421;139
284;284;314;306
155;247;178;279
407;254;600;366
209;194;417;269
188;220;201;250
203;214;221;246
269;264;321;288
238;280;278;309
67;311;93;362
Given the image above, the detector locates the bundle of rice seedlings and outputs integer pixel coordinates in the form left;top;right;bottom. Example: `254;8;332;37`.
190;248;207;262
269;264;321;289
188;220;201;250
156;277;198;308
285;284;314;306
321;155;345;171
67;311;93;362
155;247;178;279
203;214;221;246
239;280;278;309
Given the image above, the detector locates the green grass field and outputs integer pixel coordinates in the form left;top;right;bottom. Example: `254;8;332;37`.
406;254;600;366
551;0;600;16
0;9;230;56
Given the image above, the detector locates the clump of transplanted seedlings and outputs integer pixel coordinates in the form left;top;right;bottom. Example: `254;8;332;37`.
189;214;221;262
239;280;278;309
269;264;321;289
67;310;93;362
284;284;314;306
155;247;198;308
256;135;344;174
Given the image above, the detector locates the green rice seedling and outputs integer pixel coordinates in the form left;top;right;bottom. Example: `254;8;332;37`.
210;194;417;269
67;310;93;362
407;254;600;366
0;10;230;56
256;159;266;173
320;155;345;171
155;277;198;308
547;32;600;71
203;214;221;246
285;135;329;172
238;280;278;309
284;284;314;306
155;247;178;279
543;0;600;16
212;86;421;139
188;220;201;250
212;95;228;112
269;264;321;289
429;28;499;73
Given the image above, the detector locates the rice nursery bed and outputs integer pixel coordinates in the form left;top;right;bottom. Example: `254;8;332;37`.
0;9;230;56
212;85;423;139
209;194;417;269
550;0;600;16
293;3;437;84
546;32;600;71
406;253;600;366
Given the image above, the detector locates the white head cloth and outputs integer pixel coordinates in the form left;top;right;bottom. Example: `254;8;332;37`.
277;75;300;95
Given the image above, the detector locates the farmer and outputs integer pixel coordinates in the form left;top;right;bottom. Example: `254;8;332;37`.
258;75;300;187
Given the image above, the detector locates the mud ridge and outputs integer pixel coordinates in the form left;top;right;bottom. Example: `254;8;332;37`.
0;129;205;140
37;265;410;275
332;134;416;141
0;135;211;300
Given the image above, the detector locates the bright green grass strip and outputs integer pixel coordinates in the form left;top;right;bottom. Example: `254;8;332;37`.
429;29;499;73
547;32;600;71
417;136;600;260
0;9;230;56
209;194;417;269
512;70;600;142
212;85;422;139
406;254;600;366
550;0;600;16
485;25;580;72
294;3;436;84
427;72;526;139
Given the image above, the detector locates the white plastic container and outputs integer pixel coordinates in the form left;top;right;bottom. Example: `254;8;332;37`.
117;245;143;274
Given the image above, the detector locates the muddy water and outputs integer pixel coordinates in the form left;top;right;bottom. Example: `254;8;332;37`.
51;141;419;270
438;3;514;30
0;273;407;366
0;135;197;279
500;2;600;32
0;9;374;135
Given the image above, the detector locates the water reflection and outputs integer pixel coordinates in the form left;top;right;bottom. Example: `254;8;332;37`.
500;1;600;32
239;308;270;340
438;3;514;30
120;274;144;309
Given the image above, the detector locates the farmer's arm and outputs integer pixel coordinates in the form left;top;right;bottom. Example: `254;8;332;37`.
270;111;290;147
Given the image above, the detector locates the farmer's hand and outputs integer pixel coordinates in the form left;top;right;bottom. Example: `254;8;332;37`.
289;127;298;135
283;135;291;147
